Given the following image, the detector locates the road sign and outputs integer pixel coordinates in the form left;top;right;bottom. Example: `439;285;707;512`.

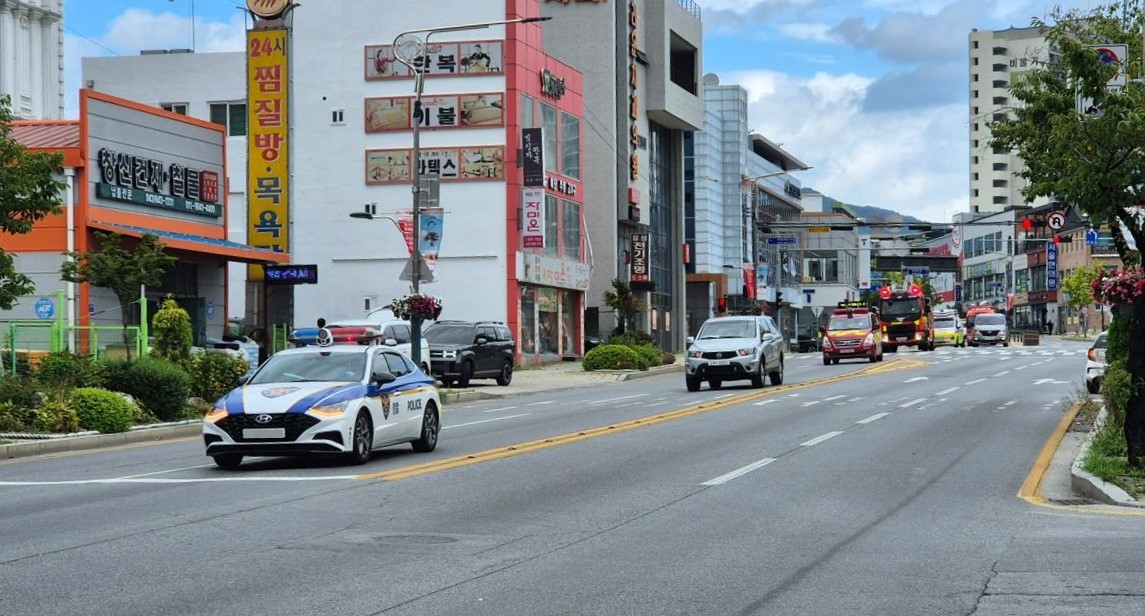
1046;211;1066;231
766;236;797;245
906;266;930;276
34;297;54;319
807;226;830;233
399;254;435;283
1086;228;1099;246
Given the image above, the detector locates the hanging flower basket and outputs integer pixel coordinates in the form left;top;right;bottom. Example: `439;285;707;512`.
390;294;443;321
1091;266;1145;319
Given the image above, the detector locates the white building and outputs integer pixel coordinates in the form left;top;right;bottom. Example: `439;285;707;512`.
968;26;1053;215
0;0;64;119
83;51;251;321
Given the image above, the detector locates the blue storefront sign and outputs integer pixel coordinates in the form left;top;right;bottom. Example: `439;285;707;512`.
34;297;54;319
1046;242;1059;290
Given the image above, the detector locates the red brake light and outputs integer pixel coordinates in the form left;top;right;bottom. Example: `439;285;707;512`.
909;283;922;296
1088;348;1097;361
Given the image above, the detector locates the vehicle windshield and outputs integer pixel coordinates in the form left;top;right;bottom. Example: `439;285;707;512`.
424;324;476;345
697;320;756;339
880;298;922;319
934;318;956;330
975;314;1007;326
249;351;366;384
1093;333;1107;349
827;316;869;331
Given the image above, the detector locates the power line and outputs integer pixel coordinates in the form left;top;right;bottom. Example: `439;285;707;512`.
63;24;121;57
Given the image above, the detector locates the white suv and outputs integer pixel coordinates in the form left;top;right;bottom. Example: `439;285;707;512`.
328;314;431;374
685;315;784;392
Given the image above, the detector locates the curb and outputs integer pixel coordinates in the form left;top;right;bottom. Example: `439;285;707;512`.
2;421;202;461
439;363;683;404
1071;406;1145;508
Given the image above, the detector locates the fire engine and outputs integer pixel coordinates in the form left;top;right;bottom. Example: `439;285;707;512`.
877;282;933;352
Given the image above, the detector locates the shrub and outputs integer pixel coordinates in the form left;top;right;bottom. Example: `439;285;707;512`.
607;331;653;347
34;398;79;433
103;358;191;422
632;344;661;368
659;351;677;365
0;400;36;432
151;298;193;366
34;351;105;392
72;387;135;433
186;352;249;403
582;344;646;371
1102;358;1132;429
0;374;40;409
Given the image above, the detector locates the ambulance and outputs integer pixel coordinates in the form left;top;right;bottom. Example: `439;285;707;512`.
821;302;884;365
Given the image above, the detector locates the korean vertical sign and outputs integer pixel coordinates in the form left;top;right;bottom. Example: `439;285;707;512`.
247;28;289;279
630;234;649;283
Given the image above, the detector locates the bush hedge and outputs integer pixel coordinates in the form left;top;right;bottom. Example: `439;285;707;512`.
34;398;79;433
34;352;105;392
186;352;250;403
103;358;191;422
632;344;662;368
73;387;135;434
582;344;646;371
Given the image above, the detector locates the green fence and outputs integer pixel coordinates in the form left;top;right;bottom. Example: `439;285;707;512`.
0;321;145;374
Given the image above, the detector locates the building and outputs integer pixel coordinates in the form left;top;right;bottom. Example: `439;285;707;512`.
3;90;285;352
684;73;809;341
968;26;1053;215
540;0;704;350
0;0;64;120
82;51;251;322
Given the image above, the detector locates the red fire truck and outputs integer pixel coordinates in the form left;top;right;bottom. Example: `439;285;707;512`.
877;282;933;352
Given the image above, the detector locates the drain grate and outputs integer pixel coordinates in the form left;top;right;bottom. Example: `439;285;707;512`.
1047;498;1099;506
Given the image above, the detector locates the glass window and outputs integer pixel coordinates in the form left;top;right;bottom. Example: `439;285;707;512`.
520;285;537;354
560;112;580;179
209;102;247;137
561;290;578;356
383;351;410;376
561;199;580;261
161;103;188;115
519;93;535;128
544;194;559;258
540;103;558;173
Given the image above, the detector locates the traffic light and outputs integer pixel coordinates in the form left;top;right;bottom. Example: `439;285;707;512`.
1022;219;1033;231
717;295;728;313
1053;235;1073;244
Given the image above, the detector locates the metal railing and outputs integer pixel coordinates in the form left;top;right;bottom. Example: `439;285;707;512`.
675;0;702;19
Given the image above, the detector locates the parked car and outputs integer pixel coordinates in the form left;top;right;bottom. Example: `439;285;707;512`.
684;315;784;392
423;320;516;388
203;335;440;469
288;313;430;374
1086;331;1107;394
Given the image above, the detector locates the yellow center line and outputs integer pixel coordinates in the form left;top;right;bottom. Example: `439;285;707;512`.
358;356;929;481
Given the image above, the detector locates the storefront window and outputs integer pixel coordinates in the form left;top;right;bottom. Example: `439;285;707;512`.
561;199;580;261
537;287;559;356
544;194;559;258
561;290;579;355
520;285;537;355
560;112;580;179
540;103;558;174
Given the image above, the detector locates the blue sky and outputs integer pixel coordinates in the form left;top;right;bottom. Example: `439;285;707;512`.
63;0;1097;222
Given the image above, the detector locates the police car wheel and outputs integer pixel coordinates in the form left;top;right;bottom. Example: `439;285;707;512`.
345;411;372;465
412;403;440;453
213;454;243;470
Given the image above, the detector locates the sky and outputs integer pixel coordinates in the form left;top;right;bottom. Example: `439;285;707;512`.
62;0;1101;224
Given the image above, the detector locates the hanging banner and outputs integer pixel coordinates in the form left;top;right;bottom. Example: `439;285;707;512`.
246;27;289;280
744;263;756;301
521;187;545;248
631;233;649;282
521;127;544;187
392;208;443;276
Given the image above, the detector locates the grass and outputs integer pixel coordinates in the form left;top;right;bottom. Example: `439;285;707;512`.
1081;420;1145;499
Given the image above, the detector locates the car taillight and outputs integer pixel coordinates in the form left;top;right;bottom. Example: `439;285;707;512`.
1088;348;1097;361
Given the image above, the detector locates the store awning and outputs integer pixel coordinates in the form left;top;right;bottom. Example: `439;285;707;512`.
87;221;290;264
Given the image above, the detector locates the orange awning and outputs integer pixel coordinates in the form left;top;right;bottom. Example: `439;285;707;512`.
87;221;290;264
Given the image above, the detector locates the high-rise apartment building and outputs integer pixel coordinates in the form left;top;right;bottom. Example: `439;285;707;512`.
968;26;1053;214
0;0;64;119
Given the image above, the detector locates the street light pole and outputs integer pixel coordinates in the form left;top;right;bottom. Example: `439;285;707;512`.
388;16;550;368
740;168;811;317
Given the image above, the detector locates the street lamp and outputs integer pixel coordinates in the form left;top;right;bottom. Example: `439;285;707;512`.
740;167;812;316
167;0;196;51
375;15;550;368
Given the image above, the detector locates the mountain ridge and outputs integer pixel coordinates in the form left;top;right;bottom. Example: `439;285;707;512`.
813;189;924;224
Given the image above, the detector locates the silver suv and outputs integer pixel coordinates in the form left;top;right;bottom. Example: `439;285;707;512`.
685;315;784;392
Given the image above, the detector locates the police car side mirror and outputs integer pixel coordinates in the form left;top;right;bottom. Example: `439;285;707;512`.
372;370;397;385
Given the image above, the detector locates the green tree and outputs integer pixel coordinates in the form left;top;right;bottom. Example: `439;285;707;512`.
0;95;66;309
602;278;644;335
1060;264;1102;313
151;297;193;366
60;232;177;360
989;2;1145;466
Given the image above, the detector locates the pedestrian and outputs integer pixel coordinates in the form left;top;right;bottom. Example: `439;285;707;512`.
1047;321;1054;335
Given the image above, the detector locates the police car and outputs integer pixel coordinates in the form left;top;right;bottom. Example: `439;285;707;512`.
203;325;441;469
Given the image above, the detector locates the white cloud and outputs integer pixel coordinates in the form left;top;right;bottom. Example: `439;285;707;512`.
776;23;836;44
728;69;966;223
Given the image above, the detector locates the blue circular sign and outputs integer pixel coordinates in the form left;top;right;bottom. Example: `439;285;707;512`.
34;297;54;319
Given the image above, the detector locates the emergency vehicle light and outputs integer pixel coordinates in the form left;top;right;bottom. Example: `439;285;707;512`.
879;286;892;299
909;283;922;296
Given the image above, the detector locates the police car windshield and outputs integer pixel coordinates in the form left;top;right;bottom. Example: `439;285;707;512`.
827;316;869;331
250;352;366;384
698;320;755;339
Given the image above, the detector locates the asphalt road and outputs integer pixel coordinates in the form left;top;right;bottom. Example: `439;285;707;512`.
2;339;1144;615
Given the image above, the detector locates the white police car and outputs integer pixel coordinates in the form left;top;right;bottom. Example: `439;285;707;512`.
203;326;441;469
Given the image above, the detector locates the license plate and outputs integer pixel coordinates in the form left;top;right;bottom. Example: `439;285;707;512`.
895;337;908;341
840;349;855;353
708;360;728;366
243;428;285;439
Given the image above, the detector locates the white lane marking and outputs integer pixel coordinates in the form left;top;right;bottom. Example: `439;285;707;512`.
899;398;928;408
714;393;736;399
965;378;986;385
935;387;959;396
904;377;929;383
857;412;890;424
823;395;846;402
753;399;777;406
800;431;843;447
846;397;864;402
587;394;649;405
119;464;214;479
526;400;554;406
801;400;822;407
445;414;530;429
1014;365;1027;371
646;401;671;407
0;476;361;486
482;406;518;413
702;458;777;486
1001;400;1016;406
995;370;1011;377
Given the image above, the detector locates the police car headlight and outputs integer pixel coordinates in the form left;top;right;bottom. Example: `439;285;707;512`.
442;350;457;359
205;405;227;423
310;400;351;417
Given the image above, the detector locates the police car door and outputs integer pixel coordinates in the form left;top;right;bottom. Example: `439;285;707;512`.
380;349;427;440
369;349;409;444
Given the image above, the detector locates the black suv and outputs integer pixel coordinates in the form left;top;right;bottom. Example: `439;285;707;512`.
424;320;516;388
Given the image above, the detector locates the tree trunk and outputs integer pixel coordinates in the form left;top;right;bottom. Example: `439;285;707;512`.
1126;309;1145;469
119;301;135;362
